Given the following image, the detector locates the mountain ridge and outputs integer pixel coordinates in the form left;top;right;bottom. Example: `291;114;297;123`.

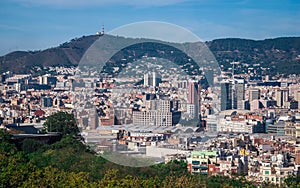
1;35;300;75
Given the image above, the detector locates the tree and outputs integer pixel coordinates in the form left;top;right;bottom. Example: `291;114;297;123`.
43;112;79;136
21;138;43;154
0;129;17;155
0;129;11;143
284;175;300;188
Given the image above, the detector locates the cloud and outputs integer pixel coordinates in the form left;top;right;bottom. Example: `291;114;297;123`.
13;0;191;8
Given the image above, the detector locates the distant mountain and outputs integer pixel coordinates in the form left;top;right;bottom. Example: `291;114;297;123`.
0;35;300;75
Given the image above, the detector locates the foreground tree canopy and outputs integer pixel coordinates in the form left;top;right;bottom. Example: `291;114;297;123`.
43;111;79;135
1;112;299;187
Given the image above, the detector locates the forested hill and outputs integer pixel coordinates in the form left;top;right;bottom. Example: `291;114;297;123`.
206;37;300;75
0;35;300;75
0;35;99;74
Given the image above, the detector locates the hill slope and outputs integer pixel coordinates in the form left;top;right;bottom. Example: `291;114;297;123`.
0;35;99;74
0;35;300;75
207;37;300;75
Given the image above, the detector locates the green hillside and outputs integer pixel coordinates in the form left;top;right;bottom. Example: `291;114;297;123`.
0;35;300;76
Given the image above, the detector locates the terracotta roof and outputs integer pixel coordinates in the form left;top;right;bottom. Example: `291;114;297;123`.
34;109;45;117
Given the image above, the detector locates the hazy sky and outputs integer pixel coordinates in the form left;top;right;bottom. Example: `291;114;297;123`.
0;0;299;55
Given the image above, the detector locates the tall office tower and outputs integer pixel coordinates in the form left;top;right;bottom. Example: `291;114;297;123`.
221;81;233;111
294;91;300;109
249;88;260;101
144;71;162;87
188;81;198;104
187;81;199;119
144;73;150;86
152;72;162;87
275;88;289;108
233;78;245;109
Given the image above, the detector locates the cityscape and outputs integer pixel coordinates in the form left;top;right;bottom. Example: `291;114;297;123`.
1;32;300;186
1;0;300;187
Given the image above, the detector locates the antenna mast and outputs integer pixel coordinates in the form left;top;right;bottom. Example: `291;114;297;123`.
102;24;105;35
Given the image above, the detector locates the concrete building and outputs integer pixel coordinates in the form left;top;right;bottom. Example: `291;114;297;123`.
144;72;162;87
267;121;285;135
217;114;264;134
41;97;53;108
259;164;295;185
233;78;245;110
89;108;99;129
133;110;172;126
187;151;217;174
39;74;57;86
206;115;218;132
187;81;199;119
221;81;232;111
248;88;260;101
187;104;197;119
275;88;289;108
294;91;300;109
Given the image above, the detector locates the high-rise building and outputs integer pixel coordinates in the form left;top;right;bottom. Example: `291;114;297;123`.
153;72;161;87
144;72;162;87
248;88;260;102
187;104;197;119
233;78;245;110
144;73;150;86
294;91;300;109
221;79;245;110
275;88;289;108
221;81;233;111
188;82;198;104
187;81;199;119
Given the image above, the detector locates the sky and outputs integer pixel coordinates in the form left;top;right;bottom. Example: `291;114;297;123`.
0;0;299;55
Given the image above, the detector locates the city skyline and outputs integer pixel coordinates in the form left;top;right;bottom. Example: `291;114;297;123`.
1;1;300;186
0;0;300;55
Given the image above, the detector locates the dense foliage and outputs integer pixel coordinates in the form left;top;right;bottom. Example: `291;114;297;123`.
1;112;299;187
1;128;296;187
43;111;79;135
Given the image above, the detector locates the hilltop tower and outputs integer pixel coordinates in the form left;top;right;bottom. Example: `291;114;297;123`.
102;24;105;35
96;24;105;35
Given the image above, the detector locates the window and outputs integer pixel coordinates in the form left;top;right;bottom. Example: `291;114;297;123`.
280;171;284;175
265;171;270;175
